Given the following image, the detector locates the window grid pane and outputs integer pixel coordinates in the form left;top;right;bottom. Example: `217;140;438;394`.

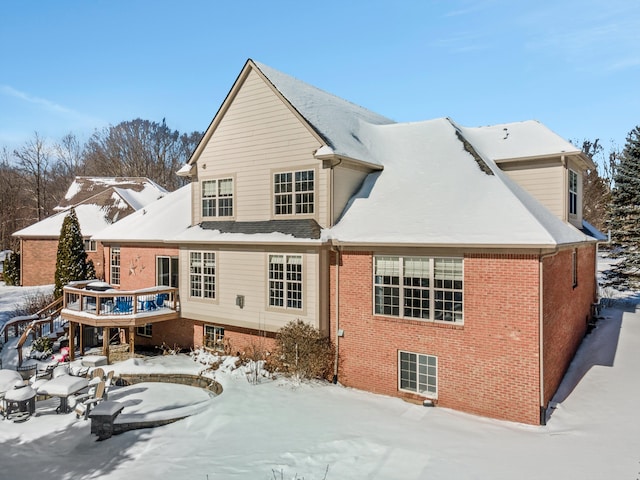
110;247;120;286
190;251;215;299
275;170;314;215
375;256;463;323
399;351;437;396
202;178;233;217
269;254;302;310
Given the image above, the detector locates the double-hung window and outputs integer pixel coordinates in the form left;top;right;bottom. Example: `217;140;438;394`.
202;178;233;217
569;169;578;216
374;256;463;323
110;247;121;286
268;254;303;309
190;252;216;299
399;351;437;397
274;170;314;215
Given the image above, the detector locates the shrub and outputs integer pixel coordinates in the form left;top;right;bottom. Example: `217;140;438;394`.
274;320;334;380
32;336;52;353
14;290;56;317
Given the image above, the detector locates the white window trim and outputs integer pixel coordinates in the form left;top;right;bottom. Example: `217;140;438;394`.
373;256;464;324
204;324;224;350
83;239;97;252
201;177;234;218
136;324;153;337
273;169;315;216
268;254;304;310
110;247;121;286
156;255;179;288
189;251;216;300
398;351;438;397
569;169;578;216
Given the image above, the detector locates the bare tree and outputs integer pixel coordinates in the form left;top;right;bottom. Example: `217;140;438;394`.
84;118;202;190
13;132;52;221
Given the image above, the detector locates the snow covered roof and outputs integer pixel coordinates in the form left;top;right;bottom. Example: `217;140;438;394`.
253;61;395;165
94;184;192;242
457;120;594;168
55;177;167;211
14;177;167;239
325;118;596;248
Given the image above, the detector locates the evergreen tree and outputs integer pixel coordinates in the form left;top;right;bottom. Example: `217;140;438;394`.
3;252;20;285
607;126;640;288
54;208;88;297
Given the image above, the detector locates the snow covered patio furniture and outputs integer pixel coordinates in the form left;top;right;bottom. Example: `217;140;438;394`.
3;381;36;420
89;400;124;440
36;374;89;414
81;355;108;368
74;380;106;420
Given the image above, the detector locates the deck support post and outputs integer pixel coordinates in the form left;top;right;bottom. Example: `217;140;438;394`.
102;326;110;361
128;326;135;358
68;321;75;361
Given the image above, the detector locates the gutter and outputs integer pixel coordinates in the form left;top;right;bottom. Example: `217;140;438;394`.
331;244;342;384
539;247;560;425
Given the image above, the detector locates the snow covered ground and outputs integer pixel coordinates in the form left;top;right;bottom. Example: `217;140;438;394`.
1;263;639;479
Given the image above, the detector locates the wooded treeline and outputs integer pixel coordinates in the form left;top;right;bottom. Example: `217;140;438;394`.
0;119;202;250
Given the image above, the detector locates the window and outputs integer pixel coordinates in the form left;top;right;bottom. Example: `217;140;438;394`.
374;256;463;323
269;254;303;309
399;351;437;396
274;170;314;215
202;178;233;217
204;325;224;350
157;256;179;287
569;169;578;216
83;239;97;252
136;324;153;337
110;247;121;286
190;252;215;299
572;249;578;288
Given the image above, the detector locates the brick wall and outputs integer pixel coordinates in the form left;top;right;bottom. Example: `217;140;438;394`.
20;238;106;286
542;245;597;406
329;250;543;425
105;245;178;290
20;238;58;286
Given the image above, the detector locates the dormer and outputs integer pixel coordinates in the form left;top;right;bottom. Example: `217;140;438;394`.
458;121;595;229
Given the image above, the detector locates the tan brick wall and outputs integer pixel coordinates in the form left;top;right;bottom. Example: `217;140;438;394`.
329;251;543;425
542;245;597;406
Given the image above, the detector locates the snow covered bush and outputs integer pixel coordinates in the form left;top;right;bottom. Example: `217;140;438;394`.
274;320;334;381
31;336;53;359
14;290;55;316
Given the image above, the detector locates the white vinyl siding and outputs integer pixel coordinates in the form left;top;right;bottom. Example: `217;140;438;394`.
179;248;318;334
193;69;328;226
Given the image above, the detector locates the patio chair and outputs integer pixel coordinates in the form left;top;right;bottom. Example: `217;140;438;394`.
74;381;105;420
156;293;169;308
104;371;115;400
114;297;133;314
91;368;105;381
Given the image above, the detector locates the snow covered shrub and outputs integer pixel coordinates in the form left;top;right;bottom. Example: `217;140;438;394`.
3;251;20;285
31;336;53;359
157;342;182;355
274;320;334;380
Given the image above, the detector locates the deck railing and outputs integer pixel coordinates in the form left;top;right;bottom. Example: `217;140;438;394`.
62;283;179;318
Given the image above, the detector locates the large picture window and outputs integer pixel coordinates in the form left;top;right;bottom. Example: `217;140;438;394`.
399;351;437;397
274;170;314;215
202;178;233;217
374;256;463;323
110;247;121;286
269;254;303;309
190;251;215;299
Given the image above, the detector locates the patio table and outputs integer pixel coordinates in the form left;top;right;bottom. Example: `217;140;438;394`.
37;374;89;413
4;383;36;417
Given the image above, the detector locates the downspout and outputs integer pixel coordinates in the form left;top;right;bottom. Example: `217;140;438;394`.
539;247;560;425
332;244;341;384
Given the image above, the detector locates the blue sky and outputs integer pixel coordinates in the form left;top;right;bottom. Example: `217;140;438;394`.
1;0;638;163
